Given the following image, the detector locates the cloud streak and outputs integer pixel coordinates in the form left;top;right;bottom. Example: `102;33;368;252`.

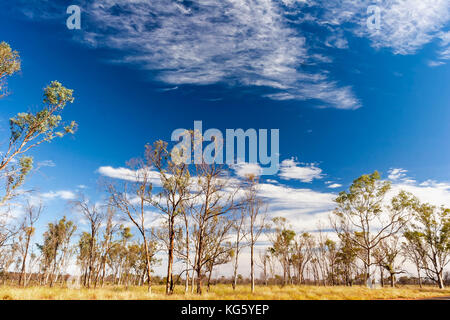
309;0;450;57
7;0;361;109
84;0;361;109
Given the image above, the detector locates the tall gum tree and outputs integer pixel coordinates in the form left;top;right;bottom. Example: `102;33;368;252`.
331;172;412;285
146;140;192;295
108;158;157;293
404;201;449;289
0;42;76;257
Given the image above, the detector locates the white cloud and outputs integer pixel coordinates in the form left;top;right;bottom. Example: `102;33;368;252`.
94;163;450;278
37;160;55;168
428;60;446;67
258;182;336;232
11;0;450;71
389;179;450;208
430;31;450;66
387;168;416;184
327;183;342;189
312;0;450;56
97;166;139;182
232;162;263;178
388;168;408;180
40;190;76;200
325;34;349;49
85;0;360;109
278;158;323;182
10;0;360;110
97;166;161;186
365;0;450;55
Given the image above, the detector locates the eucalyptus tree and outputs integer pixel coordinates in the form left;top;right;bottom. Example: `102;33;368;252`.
231;206;249;291
17;200;42;286
334;234;358;286
77;232;92;286
402;238;425;287
177;202;193;293
404;201;450;289
107;228;133;285
145;140;193;295
39;216;77;287
191;162;241;294
0;81;76;205
331;172;411;284
0;243;17;284
256;249;271;286
269;217;296;286
242;174;266;293
108;157;156;293
373;235;405;287
0;43;76;264
203;215;234;291
95;204;120;287
0;41;20;98
72;194;105;288
292;232;314;285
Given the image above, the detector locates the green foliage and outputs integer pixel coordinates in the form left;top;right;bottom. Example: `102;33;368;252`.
404;202;449;287
334;171;391;219
405;204;449;253
332;171;414;283
1;78;77;204
0;42;78;206
0;42;20;77
2;156;33;204
0;42;21;97
9;81;76;145
38;217;77;274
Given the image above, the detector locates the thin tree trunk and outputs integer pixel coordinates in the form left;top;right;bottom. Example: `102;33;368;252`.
207;266;213;292
196;228;204;294
184;216;190;294
232;250;239;290
416;267;422;288
438;272;445;289
166;215;175;295
143;236;152;294
19;234;31;286
191;269;195;294
250;241;255;293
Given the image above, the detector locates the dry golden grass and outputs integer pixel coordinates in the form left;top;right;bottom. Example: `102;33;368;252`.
1;284;449;300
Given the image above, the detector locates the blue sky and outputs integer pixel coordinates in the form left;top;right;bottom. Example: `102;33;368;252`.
1;0;450;275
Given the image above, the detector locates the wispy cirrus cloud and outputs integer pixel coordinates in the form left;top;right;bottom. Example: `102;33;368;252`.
84;0;361;109
365;0;450;55
7;0;360;110
8;0;450;109
429;31;450;66
387;168;416;184
308;0;450;58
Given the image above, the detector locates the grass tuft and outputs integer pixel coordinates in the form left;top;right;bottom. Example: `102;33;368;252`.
0;284;448;300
